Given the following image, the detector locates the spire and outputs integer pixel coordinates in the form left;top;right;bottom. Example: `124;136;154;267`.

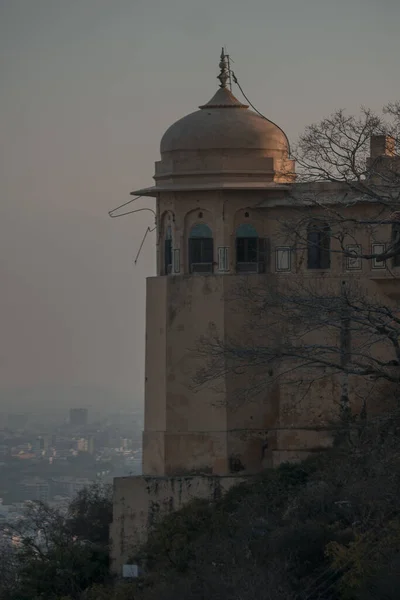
217;47;229;89
199;48;248;109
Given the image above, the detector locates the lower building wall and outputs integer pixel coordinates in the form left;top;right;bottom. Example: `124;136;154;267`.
110;473;248;576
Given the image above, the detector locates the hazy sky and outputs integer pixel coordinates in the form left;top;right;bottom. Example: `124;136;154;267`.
1;0;399;414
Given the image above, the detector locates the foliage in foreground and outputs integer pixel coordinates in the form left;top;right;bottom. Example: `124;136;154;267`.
0;484;113;600
2;415;400;600
116;413;400;600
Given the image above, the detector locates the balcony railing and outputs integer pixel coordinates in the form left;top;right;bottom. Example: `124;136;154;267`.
190;262;214;274
236;261;265;274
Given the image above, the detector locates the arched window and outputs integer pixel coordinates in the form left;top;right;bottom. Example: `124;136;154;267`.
236;224;267;273
189;223;213;273
307;222;331;269
392;222;400;267
164;225;172;275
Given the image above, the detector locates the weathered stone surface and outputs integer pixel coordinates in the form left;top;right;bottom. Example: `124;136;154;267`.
110;474;248;574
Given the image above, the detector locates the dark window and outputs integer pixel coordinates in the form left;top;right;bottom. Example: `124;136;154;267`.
307;222;331;269
164;226;172;274
236;237;258;263
236;224;267;273
189;223;213;273
392;223;400;267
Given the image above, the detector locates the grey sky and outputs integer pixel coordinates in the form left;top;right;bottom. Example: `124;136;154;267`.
0;0;399;414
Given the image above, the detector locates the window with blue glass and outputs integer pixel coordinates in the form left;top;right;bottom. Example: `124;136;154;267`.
189;223;214;273
235;224;267;273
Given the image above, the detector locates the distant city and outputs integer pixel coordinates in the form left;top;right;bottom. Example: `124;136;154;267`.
0;407;143;525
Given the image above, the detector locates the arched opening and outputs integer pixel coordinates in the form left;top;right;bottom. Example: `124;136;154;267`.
307;222;331;269
188;223;214;273
164;225;173;275
236;223;266;273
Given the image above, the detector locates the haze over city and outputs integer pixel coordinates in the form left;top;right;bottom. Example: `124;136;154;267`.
1;0;400;415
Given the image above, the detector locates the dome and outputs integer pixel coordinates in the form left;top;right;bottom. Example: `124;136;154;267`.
160;87;289;157
130;52;295;196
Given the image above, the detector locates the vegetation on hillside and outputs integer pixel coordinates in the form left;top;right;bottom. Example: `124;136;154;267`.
124;412;400;600
0;484;113;600
3;412;398;599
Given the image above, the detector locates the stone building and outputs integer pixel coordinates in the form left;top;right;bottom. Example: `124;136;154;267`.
110;52;400;574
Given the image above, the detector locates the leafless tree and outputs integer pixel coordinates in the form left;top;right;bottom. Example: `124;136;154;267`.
284;104;400;263
196;277;400;415
195;104;400;419
0;536;19;599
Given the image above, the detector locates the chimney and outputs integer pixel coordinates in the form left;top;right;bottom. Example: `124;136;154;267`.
370;135;395;159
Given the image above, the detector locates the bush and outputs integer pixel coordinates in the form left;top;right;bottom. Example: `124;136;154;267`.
0;484;113;600
129;412;400;600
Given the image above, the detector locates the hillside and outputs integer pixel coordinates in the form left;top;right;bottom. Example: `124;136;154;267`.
120;412;400;600
3;412;400;600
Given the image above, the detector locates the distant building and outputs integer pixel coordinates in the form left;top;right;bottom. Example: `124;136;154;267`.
76;438;88;452
88;435;95;454
19;478;49;503
32;436;49;455
69;408;88;427
76;436;95;454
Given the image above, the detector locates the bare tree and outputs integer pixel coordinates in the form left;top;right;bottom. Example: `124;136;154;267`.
0;487;112;600
196;277;400;414
195;105;400;419
284;104;400;263
0;537;19;600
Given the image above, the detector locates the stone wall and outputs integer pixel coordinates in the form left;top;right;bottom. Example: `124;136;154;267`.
110;473;248;576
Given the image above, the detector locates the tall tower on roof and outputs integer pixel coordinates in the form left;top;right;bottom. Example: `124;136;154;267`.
111;51;297;575
129;50;295;481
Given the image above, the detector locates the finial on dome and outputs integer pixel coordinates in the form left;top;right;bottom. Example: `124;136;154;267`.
217;47;229;89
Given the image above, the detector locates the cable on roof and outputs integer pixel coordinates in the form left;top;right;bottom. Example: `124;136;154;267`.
134;226;156;265
108;195;157;265
108;195;144;217
231;70;291;157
